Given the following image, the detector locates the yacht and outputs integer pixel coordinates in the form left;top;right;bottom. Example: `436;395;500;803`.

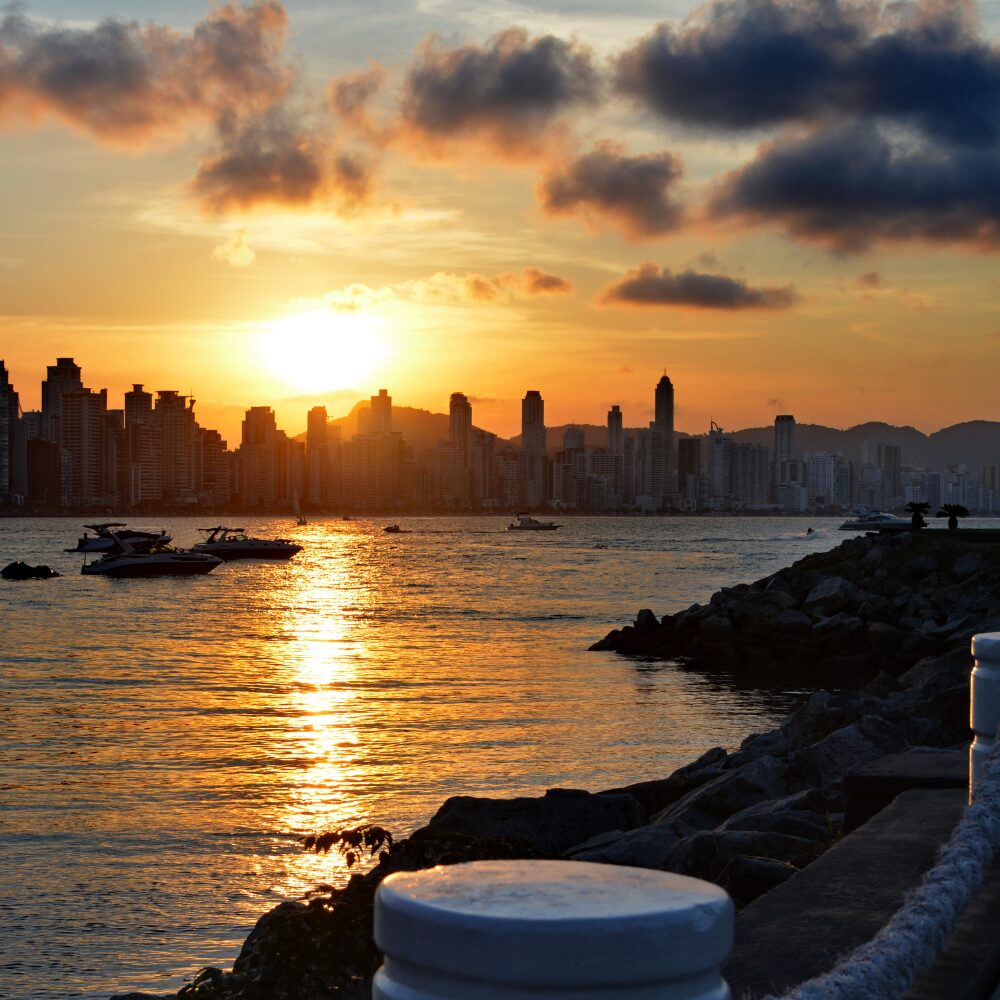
66;522;171;553
507;512;561;531
82;536;222;577
838;507;912;531
192;526;302;560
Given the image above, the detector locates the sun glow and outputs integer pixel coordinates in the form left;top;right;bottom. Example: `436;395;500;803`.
258;309;387;393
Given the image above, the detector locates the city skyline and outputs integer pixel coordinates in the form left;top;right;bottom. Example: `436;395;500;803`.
3;354;998;515
1;0;999;444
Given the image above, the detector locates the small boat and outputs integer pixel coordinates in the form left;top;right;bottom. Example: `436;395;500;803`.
296;515;307;526
65;522;171;553
82;535;222;577
838;507;912;531
507;512;560;531
192;526;302;560
384;523;409;534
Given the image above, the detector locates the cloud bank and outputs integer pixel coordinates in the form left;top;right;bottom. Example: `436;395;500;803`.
599;264;798;309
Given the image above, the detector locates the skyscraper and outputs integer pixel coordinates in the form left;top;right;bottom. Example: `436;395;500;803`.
448;392;472;507
654;374;674;500
40;357;82;444
774;415;796;464
607;405;623;457
0;361;26;503
370;389;392;436
520;390;546;507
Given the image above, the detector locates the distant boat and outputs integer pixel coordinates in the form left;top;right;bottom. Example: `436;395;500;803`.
507;512;560;531
296;515;307;526
384;523;409;534
65;522;171;553
192;526;302;561
838;507;912;531
82;534;222;577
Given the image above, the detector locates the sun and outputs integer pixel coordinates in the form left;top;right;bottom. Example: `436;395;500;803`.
258;310;387;393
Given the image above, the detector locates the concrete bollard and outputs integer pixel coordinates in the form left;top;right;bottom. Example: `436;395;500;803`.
971;632;1000;799
373;859;734;1000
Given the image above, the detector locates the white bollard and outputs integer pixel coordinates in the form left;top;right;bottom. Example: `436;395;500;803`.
373;859;733;1000
970;632;1000;799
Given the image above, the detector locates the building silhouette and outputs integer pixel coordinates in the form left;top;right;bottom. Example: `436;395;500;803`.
520;390;546;508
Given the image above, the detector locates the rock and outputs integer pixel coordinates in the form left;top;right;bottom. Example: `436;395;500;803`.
564;823;682;868
953;552;986;579
724;730;790;770
661;830;818;883
654;756;788;831
717;855;799;908
599;747;727;818
635;608;659;629
718;808;834;841
898;646;972;691
716;788;835;828
780;691;887;750
1;560;60;580
421;787;645;854
866;621;907;657
110;995;176;1000
803;577;861;615
788;715;909;789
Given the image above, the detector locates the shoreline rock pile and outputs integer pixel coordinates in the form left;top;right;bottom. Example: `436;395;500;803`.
591;531;1000;682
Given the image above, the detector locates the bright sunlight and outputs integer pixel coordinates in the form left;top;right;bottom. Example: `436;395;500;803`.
258;310;387;393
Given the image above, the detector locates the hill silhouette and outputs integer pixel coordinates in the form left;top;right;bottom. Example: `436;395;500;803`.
316;402;1000;469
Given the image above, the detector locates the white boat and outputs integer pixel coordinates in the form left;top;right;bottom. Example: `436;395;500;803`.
82;535;222;577
192;526;302;560
65;522;171;553
838;507;912;531
507;512;561;531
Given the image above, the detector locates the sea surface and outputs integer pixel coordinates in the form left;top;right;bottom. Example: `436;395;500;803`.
2;514;867;999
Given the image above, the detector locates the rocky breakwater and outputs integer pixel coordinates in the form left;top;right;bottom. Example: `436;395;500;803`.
591;530;1000;683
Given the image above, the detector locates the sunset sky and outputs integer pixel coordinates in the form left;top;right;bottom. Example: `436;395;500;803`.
2;0;999;444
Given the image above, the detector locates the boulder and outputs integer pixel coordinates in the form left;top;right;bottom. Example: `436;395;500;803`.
898;645;972;691
564;823;682;869
803;577;861;615
953;552;986;579
1;560;60;580
788;716;908;789
866;621;907;657
635;608;659;630
653;755;788;831
599;747;727;818
724;730;790;771
421;787;645;855
717;855;799;908
718;808;834;841
716;788;835;828
661;830;818;883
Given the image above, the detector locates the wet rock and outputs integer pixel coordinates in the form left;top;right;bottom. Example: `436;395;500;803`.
788;716;908;789
803;577;862;615
1;560;60;580
724;730;790;771
599;747;727;818
717;855;799;908
661;830;818;883
718;808;834;841
564;823;682;868
421;787;645;854
654;756;787;831
635;608;659;630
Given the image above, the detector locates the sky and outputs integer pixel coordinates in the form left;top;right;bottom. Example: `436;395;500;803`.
1;0;999;444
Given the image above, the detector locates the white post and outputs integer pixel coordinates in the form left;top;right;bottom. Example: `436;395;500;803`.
970;632;1000;799
373;859;733;1000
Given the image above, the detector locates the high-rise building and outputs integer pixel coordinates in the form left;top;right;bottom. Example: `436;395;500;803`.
0;361;26;504
305;406;330;506
731;443;772;509
239;406;282;508
40;357;83;443
677;437;701;503
370;389;392;436
447;392;473;507
607;405;623;457
707;422;732;508
520;390;546;507
61;386;110;506
654;374;675;499
124;384;160;507
153;391;197;505
774;415;796;463
877;443;902;501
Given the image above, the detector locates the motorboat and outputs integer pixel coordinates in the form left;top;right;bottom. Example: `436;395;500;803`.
65;522;171;553
384;523;410;534
507;512;561;531
81;536;222;577
838;507;912;531
192;526;302;560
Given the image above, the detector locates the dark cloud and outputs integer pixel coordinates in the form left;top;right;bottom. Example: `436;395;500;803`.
710;123;1000;251
329;63;387;142
398;28;599;152
599;264;798;309
539;143;684;237
615;0;1000;146
0;2;291;142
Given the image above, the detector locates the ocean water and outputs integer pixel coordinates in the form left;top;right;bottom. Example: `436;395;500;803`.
2;514;853;999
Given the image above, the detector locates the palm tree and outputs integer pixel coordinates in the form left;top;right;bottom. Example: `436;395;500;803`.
905;501;930;530
936;503;970;530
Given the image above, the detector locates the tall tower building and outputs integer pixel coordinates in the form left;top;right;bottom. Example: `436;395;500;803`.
448;392;473;507
124;384;160;506
305;406;330;507
654;374;675;500
607;405;623;457
0;361;26;503
774;415;796;464
520;390;546;507
40;357;83;443
370;389;392;436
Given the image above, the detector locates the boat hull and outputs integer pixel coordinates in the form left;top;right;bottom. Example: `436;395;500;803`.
82;558;221;577
193;545;301;560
